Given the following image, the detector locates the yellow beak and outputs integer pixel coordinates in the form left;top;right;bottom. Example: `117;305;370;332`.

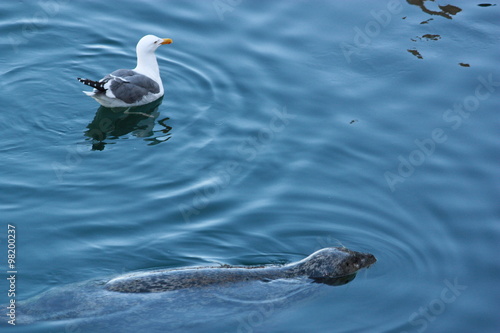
161;38;173;45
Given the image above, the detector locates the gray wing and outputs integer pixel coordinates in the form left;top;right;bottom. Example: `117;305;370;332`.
101;69;160;104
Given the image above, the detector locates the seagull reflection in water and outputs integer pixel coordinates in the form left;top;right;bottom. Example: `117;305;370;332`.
85;97;172;151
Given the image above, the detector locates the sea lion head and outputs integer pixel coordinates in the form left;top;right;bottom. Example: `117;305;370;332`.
292;247;376;282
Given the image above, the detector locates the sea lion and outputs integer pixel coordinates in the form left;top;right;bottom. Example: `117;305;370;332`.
6;247;376;330
105;247;376;293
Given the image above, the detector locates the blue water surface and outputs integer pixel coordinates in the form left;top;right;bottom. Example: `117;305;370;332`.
0;1;499;332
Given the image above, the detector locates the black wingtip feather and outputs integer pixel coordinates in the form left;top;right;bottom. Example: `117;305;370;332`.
77;77;106;92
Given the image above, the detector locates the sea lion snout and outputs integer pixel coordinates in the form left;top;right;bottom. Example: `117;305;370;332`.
338;248;377;273
359;253;377;268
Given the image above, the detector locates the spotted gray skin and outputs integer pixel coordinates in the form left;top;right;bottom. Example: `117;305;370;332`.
105;247;376;293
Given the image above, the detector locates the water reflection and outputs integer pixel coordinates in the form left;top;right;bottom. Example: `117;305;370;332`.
13;271;362;328
312;273;357;286
85;97;172;150
407;0;462;19
404;1;463;62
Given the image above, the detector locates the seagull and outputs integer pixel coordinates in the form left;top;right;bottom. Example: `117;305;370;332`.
78;35;172;108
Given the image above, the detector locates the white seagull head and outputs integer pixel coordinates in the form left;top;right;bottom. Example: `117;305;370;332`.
136;34;173;54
